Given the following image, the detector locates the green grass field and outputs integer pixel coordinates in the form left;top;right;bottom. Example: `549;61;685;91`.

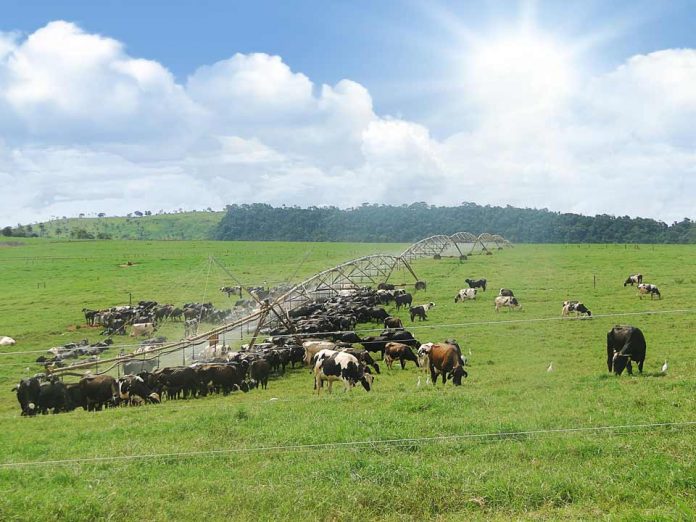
1;239;694;521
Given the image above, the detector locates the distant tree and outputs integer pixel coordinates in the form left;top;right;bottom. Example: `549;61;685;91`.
1;226;11;237
144;210;152;216
134;211;143;217
79;213;85;218
71;228;95;239
96;232;112;240
98;212;106;218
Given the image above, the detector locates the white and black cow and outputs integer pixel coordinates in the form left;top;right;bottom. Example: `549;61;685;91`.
498;288;514;297
303;340;337;366
637;284;661;300
454;288;477;303
410;302;435;322
494;295;521;311
118;375;160;405
313;351;373;394
607;325;646;375
624;274;643;286
561;301;592;317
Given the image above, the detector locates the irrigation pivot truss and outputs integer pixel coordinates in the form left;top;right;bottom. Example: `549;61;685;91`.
401;232;512;261
48;233;510;378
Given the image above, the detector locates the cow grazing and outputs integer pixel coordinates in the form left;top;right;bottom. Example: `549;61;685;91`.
637;284;661;300
624;274;643;286
118;375;159;405
494;295;521;312
454;288;477;303
498;288;514;297
384;316;404;329
606;325;647;375
0;336;16;346
394;293;413;311
561;301;592;317
410;302;435;322
341;348;380;374
418;342;467;385
465;278;487;291
130;322;155;337
383;342;420;370
220;285;242;297
314;352;373;394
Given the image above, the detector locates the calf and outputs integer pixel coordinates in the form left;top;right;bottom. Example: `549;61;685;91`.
624;274;643;286
0;336;16;346
498;288;514;297
607;325;646;375
314;352;373;394
410;302;435;322
494;295;521;312
250;359;271;389
465;278;487;291
383;342;419;370
561;301;592;317
454;288;476;303
637;284;661;300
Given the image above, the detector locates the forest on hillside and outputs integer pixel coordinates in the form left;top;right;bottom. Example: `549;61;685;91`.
214;203;696;243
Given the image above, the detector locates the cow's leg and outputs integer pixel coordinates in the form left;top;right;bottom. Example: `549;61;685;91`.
625;360;633;375
430;368;438;384
400;357;406;369
637;359;644;373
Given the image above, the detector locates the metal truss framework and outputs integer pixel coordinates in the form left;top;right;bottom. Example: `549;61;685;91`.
401;232;512;260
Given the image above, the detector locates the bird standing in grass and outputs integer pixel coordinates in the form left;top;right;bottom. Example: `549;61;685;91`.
661;360;668;374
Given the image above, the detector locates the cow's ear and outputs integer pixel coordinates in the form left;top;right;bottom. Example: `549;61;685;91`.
11;385;18;392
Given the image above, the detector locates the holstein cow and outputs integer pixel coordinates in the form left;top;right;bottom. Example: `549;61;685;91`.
624;274;643;286
314;351;373;394
637;283;661;300
383;342;420;370
606;325;647;375
465;278;487;291
494;295;521;312
410;302;435;322
418;342;467;385
498;288;514;297
118;375;160;405
454;288;477;303
1;336;17;346
561;301;592;318
13;376;71;415
130;322;156;337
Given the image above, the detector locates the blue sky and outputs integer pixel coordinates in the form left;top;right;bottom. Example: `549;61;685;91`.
1;1;695;225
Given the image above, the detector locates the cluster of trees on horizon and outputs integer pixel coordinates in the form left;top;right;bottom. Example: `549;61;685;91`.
214;203;696;244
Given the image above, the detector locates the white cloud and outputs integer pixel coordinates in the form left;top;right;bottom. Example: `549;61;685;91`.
0;21;695;227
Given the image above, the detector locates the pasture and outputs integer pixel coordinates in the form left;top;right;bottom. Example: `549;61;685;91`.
1;239;695;520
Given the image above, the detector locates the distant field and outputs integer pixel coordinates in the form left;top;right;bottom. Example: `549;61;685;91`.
29;211;224;240
1;239;694;520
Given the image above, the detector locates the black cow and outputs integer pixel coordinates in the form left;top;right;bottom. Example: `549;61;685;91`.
14;377;71;415
79;374;119;411
384;316;404;329
465;278;487;291
606;325;647;375
394;293;413;311
250;359;271;389
498;288;514;297
410;302;434;322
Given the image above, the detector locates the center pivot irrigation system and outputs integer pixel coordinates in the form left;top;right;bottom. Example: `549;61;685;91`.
49;233;511;378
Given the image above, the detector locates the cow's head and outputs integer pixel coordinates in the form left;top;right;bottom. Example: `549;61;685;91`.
612;351;629;375
359;367;374;391
451;366;468;385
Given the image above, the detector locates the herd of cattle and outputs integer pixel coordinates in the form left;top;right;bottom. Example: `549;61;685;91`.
13;271;659;415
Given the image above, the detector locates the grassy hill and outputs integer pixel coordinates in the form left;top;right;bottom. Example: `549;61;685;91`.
1;239;694;520
27;211;225;240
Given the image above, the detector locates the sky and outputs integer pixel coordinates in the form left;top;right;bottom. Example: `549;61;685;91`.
1;0;695;226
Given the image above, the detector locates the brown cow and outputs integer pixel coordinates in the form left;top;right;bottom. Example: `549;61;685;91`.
79;374;119;411
383;342;420;370
417;342;467;385
383;316;404;329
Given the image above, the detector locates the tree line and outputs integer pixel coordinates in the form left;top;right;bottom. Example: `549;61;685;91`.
214;203;696;243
